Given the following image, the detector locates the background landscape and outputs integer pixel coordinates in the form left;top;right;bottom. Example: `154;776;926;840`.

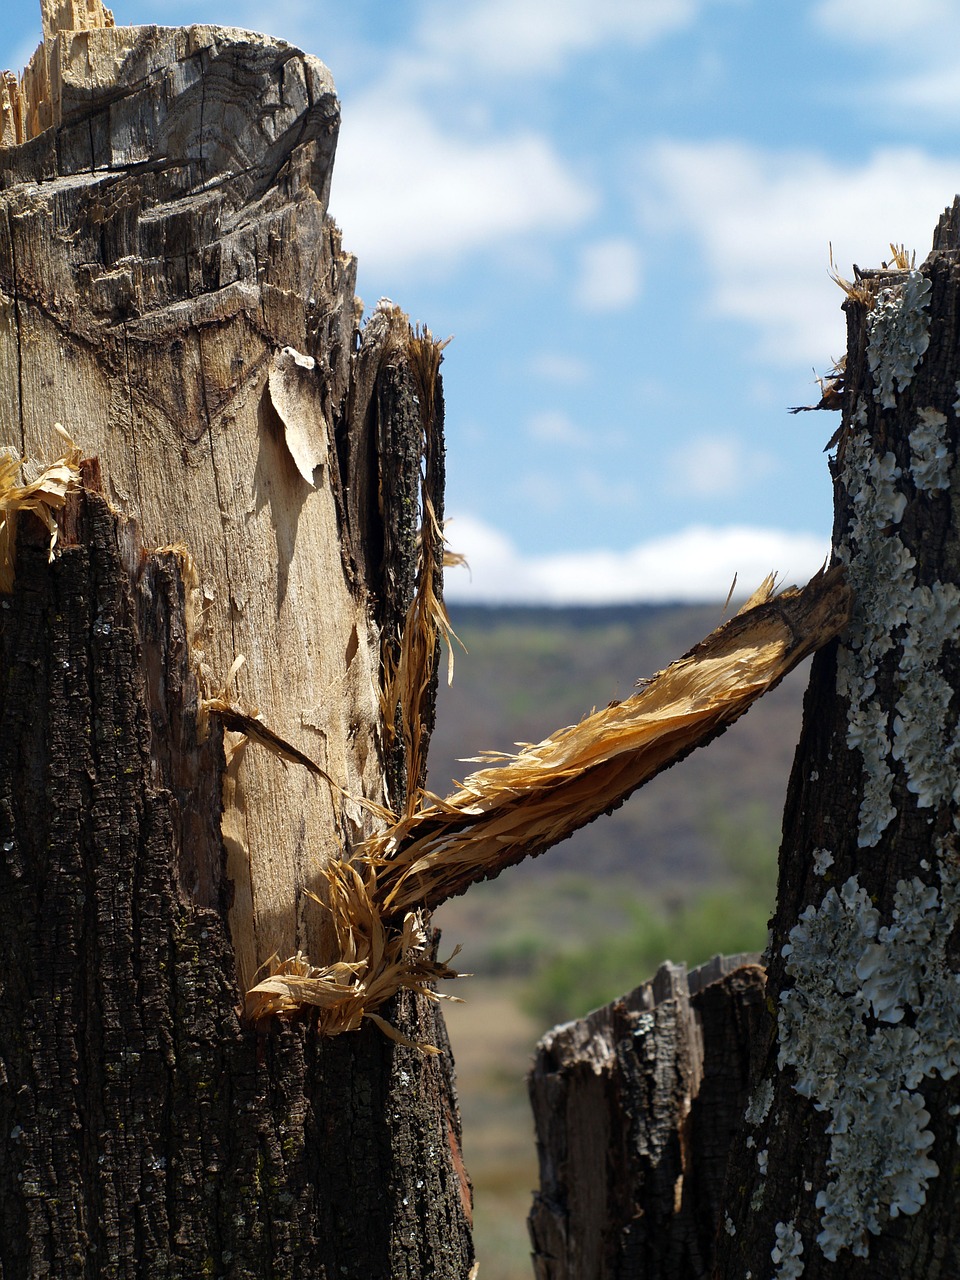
431;600;807;1279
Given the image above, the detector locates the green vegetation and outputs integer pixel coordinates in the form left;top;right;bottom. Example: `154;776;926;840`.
521;804;779;1025
431;603;803;1280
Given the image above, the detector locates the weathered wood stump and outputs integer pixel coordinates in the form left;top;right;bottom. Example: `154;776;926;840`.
0;7;473;1277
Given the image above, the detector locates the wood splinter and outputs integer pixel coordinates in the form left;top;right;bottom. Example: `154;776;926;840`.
248;564;853;1033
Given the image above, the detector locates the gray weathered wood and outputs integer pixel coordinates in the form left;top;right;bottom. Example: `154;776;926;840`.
528;956;765;1279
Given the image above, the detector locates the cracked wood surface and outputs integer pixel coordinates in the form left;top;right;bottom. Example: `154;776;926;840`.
0;16;393;993
528;957;767;1280
0;11;474;1277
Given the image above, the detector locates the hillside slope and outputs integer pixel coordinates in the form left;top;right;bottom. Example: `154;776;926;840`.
430;601;806;897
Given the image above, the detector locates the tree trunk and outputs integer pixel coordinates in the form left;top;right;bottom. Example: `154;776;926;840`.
527;205;960;1278
0;8;472;1278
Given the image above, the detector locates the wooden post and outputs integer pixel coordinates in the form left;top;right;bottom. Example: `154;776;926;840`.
527;206;960;1278
528;956;766;1278
0;7;472;1276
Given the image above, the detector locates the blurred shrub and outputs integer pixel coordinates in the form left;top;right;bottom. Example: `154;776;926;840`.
522;803;778;1027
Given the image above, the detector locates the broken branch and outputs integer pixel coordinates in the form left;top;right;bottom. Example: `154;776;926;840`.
362;565;851;915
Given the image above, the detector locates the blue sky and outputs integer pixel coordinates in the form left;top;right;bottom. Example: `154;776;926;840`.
4;0;959;600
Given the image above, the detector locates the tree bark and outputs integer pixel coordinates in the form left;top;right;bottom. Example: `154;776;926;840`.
527;203;960;1278
0;8;471;1278
528;956;766;1279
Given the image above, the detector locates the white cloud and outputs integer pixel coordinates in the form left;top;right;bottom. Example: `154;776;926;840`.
528;352;592;385
638;141;959;364
443;514;829;604
577;467;640;508
508;471;566;515
526;409;588;446
574;237;644;311
666;433;776;498
329;96;596;273
413;0;698;79
812;0;956;43
811;1;960;118
882;63;960;113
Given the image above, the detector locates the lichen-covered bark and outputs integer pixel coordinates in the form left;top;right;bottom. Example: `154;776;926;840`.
715;201;960;1278
526;200;960;1280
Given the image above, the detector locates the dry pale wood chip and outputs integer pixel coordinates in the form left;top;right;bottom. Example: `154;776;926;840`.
0;430;82;592
244;862;461;1047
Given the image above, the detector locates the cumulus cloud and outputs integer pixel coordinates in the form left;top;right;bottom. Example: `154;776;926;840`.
812;0;955;43
811;1;960;118
574;237;644;311
638;141;958;364
443;514;829;604
329;96;596;274
882;64;960;113
666;433;777;498
528;352;592;385
323;0;707;276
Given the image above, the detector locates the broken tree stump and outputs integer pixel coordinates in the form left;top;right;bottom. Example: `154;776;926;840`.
527;955;766;1279
527;202;960;1279
0;6;472;1277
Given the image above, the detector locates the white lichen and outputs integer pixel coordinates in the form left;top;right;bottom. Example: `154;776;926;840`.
891;583;960;810
757;1147;769;1176
780;274;960;1265
910;407;952;492
833;407;917;846
778;870;960;1259
724;1212;737;1237
744;1078;774;1126
771;1220;804;1279
812;848;834;876
865;269;932;409
835;402;960;846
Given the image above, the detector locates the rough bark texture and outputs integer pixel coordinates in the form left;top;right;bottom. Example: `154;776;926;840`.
0;11;471;1279
714;207;960;1278
527;956;765;1280
528;199;960;1279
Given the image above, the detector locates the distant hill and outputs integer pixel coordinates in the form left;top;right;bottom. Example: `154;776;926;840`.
430;601;810;970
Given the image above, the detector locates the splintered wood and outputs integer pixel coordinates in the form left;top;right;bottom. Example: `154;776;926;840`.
0;9;388;997
248;567;851;1029
365;567;851;915
0;1;853;1043
1;0;115;145
0;430;81;591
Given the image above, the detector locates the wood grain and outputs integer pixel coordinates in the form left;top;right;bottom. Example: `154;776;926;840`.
1;13;393;992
